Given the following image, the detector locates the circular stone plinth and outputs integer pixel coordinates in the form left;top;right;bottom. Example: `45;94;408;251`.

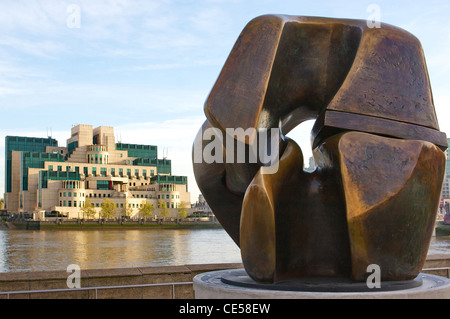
193;269;450;299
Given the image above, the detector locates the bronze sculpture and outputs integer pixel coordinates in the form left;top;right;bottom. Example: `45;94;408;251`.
192;15;447;284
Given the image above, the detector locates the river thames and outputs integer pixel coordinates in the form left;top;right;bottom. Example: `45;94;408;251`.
0;228;449;273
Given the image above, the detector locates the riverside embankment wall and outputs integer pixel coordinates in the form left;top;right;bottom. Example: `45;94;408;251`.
0;255;449;299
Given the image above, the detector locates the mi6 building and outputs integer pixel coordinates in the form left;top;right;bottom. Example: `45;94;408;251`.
5;124;190;219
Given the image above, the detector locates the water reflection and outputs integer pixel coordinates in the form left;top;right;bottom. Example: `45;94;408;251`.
0;229;241;272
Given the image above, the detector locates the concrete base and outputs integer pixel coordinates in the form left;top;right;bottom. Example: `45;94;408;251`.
193;269;450;299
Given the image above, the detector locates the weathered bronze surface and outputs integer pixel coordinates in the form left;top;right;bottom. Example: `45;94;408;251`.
192;14;447;284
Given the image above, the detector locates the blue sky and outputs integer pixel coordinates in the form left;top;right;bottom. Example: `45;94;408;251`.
0;0;449;201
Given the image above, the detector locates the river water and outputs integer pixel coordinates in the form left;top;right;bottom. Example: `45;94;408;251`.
0;228;241;273
0;228;449;273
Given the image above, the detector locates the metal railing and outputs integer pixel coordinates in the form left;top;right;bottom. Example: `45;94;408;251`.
0;281;193;299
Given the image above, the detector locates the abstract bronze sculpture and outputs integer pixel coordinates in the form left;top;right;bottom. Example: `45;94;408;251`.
192;15;447;284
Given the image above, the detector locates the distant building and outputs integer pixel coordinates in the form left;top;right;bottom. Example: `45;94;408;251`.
191;194;212;216
442;138;450;199
5;124;190;219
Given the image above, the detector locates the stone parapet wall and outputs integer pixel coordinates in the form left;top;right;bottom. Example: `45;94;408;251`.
0;263;242;299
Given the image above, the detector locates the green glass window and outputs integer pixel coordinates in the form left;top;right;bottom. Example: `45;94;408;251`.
97;180;110;190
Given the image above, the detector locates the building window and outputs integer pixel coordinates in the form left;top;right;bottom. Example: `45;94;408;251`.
49;165;53;171
58;166;62;171
111;168;115;177
68;201;72;207
92;167;97;176
127;169;131;178
135;169;139;178
101;168;107;177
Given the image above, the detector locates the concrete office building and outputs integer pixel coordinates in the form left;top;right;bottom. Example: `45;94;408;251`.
5;124;190;220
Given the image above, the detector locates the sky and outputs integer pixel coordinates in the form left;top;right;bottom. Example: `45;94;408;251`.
0;0;449;202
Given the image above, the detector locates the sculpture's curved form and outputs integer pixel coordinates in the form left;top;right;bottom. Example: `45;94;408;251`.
192;15;447;284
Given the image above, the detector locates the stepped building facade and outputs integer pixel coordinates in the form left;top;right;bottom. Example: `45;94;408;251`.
5;124;190;219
